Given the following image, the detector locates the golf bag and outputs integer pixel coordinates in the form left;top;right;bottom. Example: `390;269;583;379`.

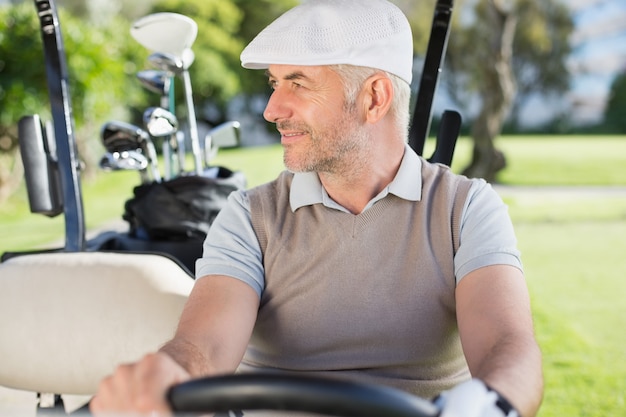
123;167;246;241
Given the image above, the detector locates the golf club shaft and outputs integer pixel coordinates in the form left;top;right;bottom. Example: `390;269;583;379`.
176;132;186;174
142;140;162;182
182;70;203;175
162;140;172;180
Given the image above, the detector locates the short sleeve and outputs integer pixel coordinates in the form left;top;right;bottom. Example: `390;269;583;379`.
454;180;523;283
195;190;265;297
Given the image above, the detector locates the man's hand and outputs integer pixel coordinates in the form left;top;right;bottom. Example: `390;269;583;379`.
435;379;519;417
90;352;191;416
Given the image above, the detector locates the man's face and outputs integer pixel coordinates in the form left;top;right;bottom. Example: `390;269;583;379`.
264;64;370;174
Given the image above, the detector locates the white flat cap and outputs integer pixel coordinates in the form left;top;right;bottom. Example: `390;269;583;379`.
240;0;414;85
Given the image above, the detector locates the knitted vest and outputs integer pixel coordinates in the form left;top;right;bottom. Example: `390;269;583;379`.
244;161;472;399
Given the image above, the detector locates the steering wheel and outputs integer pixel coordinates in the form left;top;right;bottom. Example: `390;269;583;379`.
167;373;439;417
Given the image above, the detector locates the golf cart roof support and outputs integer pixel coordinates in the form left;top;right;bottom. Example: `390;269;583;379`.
408;0;454;157
34;0;86;251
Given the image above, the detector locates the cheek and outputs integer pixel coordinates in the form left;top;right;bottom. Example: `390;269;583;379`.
305;95;347;123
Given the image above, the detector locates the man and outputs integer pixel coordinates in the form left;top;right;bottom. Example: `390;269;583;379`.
91;1;543;416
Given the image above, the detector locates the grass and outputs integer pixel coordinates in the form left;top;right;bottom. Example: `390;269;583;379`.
510;201;626;416
2;134;626;415
495;135;626;186
0;170;139;251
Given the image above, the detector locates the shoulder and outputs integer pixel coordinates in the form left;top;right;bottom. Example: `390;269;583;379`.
419;159;476;206
421;159;471;186
464;178;505;213
246;171;294;227
248;171;294;199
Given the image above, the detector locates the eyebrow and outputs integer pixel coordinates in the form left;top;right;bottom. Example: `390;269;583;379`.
265;69;311;82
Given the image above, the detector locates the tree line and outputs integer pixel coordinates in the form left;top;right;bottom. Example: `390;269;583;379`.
1;0;623;199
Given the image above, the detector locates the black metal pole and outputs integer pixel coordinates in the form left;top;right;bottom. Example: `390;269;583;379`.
34;0;85;251
408;0;454;156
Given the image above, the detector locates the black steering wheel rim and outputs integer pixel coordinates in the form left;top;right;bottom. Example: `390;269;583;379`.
167;373;439;417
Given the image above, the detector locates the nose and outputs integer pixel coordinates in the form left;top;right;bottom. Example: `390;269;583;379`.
263;89;290;123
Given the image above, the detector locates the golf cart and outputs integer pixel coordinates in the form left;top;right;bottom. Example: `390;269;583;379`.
0;0;461;415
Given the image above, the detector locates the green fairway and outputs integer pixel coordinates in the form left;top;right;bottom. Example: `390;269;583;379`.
509;199;626;416
1;135;626;415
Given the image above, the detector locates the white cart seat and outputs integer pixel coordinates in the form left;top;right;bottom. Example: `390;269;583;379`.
0;251;193;396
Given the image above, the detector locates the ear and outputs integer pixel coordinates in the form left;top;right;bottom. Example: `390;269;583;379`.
362;74;394;124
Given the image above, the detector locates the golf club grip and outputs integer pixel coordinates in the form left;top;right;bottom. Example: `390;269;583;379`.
408;0;454;156
429;110;461;166
34;0;86;250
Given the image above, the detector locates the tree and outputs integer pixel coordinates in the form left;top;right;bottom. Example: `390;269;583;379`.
0;3;149;201
0;0;298;202
509;0;573;128
604;71;626;133
0;3;47;201
438;0;572;181
460;0;517;181
146;0;244;109
394;0;572;180
233;0;299;94
141;0;296;125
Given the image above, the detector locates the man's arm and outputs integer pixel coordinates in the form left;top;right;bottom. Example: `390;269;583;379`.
163;274;260;376
456;264;543;417
90;275;259;415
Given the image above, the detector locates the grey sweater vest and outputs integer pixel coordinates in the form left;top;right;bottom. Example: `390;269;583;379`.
244;161;472;399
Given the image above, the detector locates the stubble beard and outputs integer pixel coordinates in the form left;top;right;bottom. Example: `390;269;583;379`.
281;108;370;177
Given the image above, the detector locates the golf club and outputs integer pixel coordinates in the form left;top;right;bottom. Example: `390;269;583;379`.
144;107;184;177
204;121;241;167
148;50;203;175
137;70;176;178
99;150;150;184
137;69;172;110
101;121;162;183
130;12;198;58
131;12;202;175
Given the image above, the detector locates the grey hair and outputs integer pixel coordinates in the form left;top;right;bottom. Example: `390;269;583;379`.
330;64;411;141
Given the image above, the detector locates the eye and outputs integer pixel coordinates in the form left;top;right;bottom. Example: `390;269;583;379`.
267;79;278;89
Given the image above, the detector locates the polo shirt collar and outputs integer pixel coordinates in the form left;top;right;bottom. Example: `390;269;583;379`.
289;144;423;212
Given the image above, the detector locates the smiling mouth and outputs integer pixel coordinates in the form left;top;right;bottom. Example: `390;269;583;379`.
279;130;308;144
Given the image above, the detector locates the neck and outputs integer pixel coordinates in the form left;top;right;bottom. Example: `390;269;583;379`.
319;141;405;214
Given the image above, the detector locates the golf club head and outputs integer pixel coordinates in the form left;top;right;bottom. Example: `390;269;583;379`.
204;121;241;164
149;52;184;76
144;107;179;137
101;121;149;153
100;120;161;182
181;48;195;70
137;70;171;95
99;150;148;172
130;12;198;58
100;150;151;184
